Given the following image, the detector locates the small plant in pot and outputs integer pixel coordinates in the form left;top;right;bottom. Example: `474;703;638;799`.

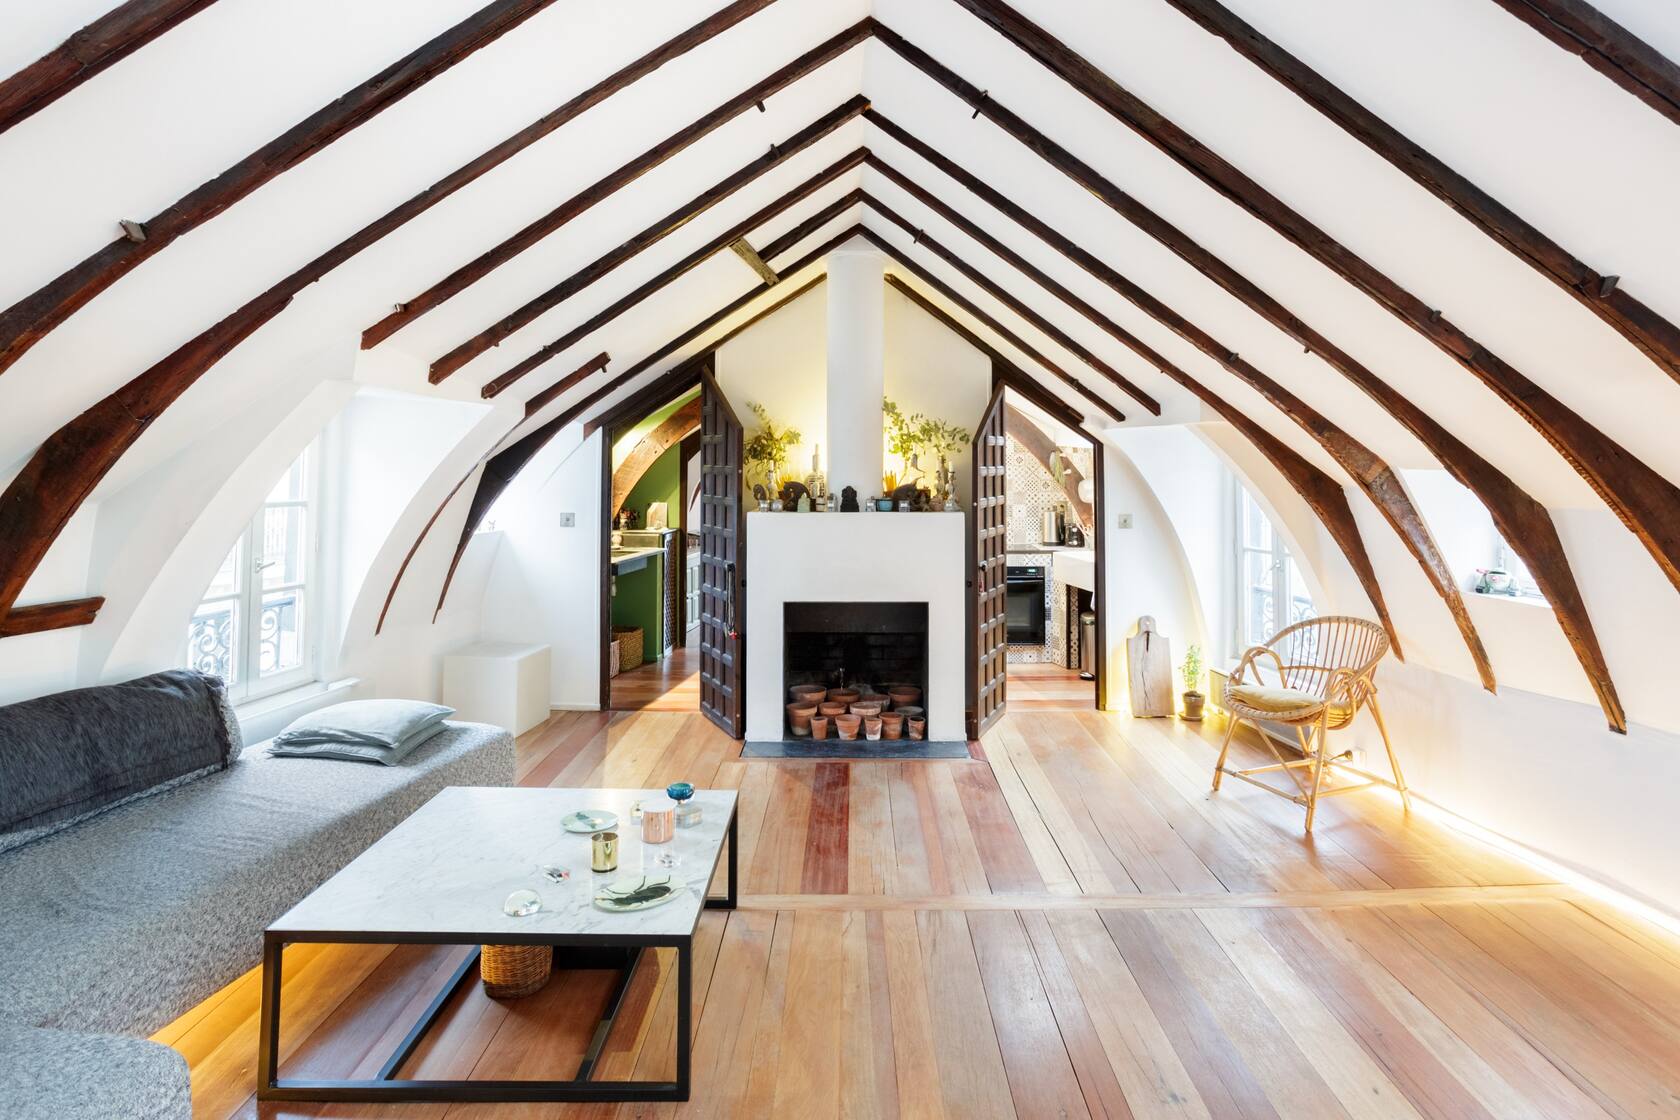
1180;644;1205;721
744;401;800;496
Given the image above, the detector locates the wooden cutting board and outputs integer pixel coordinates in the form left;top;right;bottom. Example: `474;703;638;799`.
1127;616;1173;718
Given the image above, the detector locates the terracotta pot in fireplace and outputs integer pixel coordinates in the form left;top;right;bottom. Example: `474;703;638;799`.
849;701;883;718
887;686;922;709
790;684;826;704
810;715;829;740
786;702;818;736
894;705;924;723
864;717;883;741
881;712;905;740
835;713;862;740
818;701;849;717
828;688;860;706
908;718;926;741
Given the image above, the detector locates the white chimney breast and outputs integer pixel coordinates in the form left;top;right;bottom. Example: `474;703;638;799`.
825;247;886;499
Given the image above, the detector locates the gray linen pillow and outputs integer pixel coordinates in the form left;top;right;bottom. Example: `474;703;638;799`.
271;699;454;749
266;720;448;765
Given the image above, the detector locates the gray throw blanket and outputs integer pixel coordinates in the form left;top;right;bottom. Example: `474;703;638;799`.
0;670;241;851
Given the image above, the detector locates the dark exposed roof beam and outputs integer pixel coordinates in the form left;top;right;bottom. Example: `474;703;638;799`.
1488;0;1680;128
856;223;1400;656
919;5;1680;619
428;95;866;382
493;175;867;403
0;0;564;376
0;0;779;632
364;17;873;349
0;0;220;134
863;146;1495;692
865;110;1622;727
1161;0;1680;386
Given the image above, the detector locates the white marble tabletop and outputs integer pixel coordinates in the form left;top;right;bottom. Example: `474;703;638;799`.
270;786;736;940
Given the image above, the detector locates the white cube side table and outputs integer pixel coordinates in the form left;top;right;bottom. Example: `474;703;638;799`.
441;642;551;736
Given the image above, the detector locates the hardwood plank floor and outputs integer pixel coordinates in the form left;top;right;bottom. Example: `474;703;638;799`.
161;707;1680;1118
1007;659;1097;711
609;629;700;711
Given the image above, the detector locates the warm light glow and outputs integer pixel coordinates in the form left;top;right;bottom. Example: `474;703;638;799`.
1371;785;1680;937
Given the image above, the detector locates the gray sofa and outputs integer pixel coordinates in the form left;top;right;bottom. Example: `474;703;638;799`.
0;675;515;1120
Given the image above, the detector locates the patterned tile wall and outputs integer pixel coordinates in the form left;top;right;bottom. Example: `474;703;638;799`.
1004;434;1093;668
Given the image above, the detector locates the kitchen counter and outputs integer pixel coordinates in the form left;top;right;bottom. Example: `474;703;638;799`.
1052;547;1096;592
608;545;663;573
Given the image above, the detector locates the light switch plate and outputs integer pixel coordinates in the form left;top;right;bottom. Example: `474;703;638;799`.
558;512;576;527
1116;513;1134;529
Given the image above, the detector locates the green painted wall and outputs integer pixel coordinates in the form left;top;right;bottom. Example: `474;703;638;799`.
621;443;683;530
611;554;663;666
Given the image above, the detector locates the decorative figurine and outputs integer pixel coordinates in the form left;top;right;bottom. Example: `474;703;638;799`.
840;485;859;512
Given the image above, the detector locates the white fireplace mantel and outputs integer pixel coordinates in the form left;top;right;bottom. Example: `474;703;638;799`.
745;511;967;742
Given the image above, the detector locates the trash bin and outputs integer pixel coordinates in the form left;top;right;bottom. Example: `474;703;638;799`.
1078;610;1098;681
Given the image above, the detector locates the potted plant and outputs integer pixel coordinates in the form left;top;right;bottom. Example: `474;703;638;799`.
920;417;971;508
1180;644;1205;721
745;402;800;495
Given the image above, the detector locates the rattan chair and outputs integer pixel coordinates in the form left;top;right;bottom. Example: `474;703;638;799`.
1211;615;1409;832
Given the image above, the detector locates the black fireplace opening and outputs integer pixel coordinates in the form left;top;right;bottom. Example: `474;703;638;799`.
784;601;928;703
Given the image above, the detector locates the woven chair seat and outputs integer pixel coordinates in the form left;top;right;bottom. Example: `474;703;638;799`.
1224;683;1354;727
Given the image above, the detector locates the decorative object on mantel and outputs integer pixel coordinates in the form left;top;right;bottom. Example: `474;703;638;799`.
752;482;769;512
840;485;859;512
1181;644;1206;722
803;443;828;506
1127;615;1174;718
779;480;808;509
745;401;800;496
797;494;811;512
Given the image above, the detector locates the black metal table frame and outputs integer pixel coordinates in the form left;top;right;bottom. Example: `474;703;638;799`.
257;805;736;1104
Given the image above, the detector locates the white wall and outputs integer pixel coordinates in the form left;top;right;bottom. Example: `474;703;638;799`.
478;427;604;708
884;284;990;506
716;281;827;491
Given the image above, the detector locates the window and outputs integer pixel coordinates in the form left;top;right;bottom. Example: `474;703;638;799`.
186;446;318;701
1487;534;1546;601
1236;488;1315;652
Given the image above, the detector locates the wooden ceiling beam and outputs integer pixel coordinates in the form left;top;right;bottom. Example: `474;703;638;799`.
864;147;1496;693
729;239;780;286
1488;0;1680;128
1162;0;1680;386
611;397;703;516
868;109;1621;729
0;597;105;639
1004;403;1092;527
0;0;563;376
915;5;1680;618
859;212;1401;659
0;2;773;630
363;17;873;349
485;178;866;400
428;95;865;382
867;194;1160;415
0;0;220;134
863;233;1124;424
532;228;866;426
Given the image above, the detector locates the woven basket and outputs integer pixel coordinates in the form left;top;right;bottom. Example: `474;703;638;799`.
612;625;644;669
608;639;621;679
481;944;552;999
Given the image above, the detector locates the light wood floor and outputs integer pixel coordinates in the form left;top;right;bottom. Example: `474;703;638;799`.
162;706;1680;1118
609;629;699;711
1008;658;1097;711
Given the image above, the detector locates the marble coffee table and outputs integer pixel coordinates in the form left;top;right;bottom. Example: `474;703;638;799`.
257;786;737;1104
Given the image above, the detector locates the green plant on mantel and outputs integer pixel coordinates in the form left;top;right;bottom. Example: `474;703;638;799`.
884;399;972;473
1181;643;1204;694
921;417;971;462
744;401;800;485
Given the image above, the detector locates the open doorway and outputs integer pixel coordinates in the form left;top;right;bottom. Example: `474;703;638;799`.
996;377;1103;714
602;383;703;713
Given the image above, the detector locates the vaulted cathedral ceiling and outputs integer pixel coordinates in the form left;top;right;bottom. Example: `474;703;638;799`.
2;0;1678;734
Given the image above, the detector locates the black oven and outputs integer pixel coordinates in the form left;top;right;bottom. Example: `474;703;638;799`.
1006;564;1046;644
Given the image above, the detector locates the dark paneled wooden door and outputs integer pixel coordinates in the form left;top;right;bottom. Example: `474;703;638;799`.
969;384;1009;739
698;373;746;737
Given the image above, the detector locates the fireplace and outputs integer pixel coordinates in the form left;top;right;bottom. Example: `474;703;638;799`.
784;602;928;706
744;512;966;743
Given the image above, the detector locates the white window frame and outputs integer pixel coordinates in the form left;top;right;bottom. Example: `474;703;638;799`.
1234;488;1315;654
188;445;321;703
